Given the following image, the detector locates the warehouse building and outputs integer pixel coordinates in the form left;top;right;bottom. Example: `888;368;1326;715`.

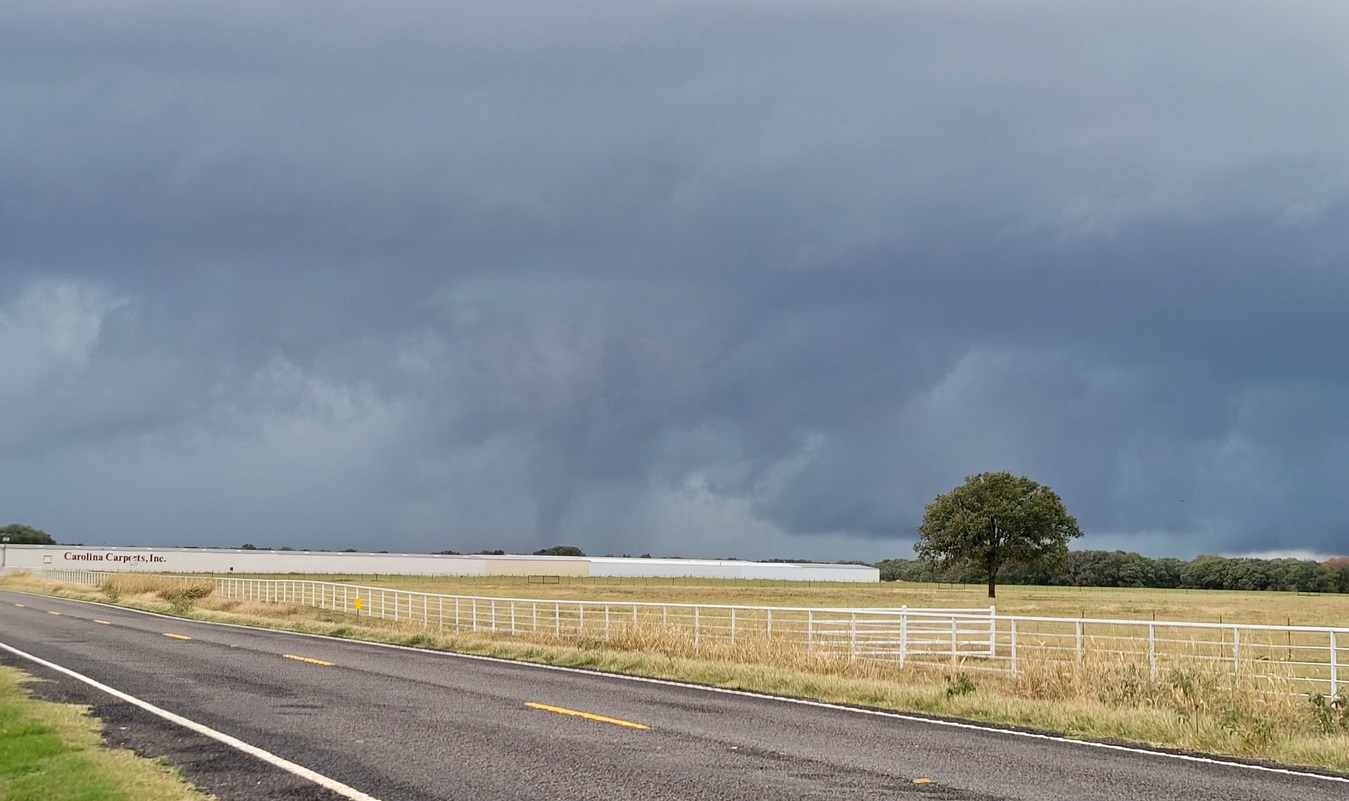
1;544;879;582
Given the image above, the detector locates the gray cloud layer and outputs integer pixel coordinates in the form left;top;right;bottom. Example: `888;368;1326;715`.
3;1;1348;560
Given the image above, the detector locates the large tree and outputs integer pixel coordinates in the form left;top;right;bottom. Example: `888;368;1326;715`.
0;524;55;544
915;472;1081;598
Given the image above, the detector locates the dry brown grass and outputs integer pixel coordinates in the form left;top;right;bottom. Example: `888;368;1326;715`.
94;574;215;614
97;574;210;598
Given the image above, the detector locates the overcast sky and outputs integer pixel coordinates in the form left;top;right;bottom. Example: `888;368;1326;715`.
3;1;1347;561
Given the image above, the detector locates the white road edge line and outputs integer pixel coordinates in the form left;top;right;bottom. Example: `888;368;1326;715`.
0;639;384;801
6;589;1349;785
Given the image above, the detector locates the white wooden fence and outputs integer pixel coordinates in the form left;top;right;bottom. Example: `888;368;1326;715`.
11;568;1346;696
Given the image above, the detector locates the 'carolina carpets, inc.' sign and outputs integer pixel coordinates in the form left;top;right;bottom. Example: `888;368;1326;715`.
64;552;166;564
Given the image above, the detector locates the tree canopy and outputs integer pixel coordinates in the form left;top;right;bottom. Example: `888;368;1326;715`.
878;550;1349;594
533;545;585;557
915;472;1081;598
1;524;55;545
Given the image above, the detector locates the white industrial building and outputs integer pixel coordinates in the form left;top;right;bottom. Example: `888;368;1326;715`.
0;544;879;582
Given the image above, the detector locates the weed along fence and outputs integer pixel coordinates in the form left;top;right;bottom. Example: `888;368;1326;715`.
15;568;1349;696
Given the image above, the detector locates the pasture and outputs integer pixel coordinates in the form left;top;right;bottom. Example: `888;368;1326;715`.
214;573;1349;627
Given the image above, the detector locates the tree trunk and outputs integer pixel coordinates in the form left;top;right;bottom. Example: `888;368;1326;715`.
987;573;997;599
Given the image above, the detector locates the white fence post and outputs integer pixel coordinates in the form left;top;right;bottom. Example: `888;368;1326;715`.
1332;631;1339;697
987;606;997;657
850;612;857;661
1010;618;1018;677
1075;620;1083;668
1148;623;1157;679
1232;627;1240;674
899;606;908;668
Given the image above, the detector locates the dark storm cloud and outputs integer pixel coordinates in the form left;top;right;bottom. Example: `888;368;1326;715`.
2;1;1348;559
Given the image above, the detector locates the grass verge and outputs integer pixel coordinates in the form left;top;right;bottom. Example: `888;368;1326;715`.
0;664;210;801
5;573;1349;774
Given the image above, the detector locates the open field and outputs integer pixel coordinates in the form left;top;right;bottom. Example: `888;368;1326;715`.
202;574;1349;699
0;664;209;801
216;573;1349;627
6;570;1349;773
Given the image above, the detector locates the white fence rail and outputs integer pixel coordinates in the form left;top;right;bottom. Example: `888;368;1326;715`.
13;568;1347;695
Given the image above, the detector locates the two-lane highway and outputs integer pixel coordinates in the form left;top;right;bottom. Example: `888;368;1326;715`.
0;588;1343;801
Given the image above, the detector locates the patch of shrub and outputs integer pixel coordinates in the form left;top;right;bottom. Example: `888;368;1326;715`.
1095;663;1154;707
1308;692;1349;734
945;672;976;698
156;582;214;615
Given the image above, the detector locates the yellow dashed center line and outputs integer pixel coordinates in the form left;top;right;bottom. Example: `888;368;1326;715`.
525;702;649;730
94;620;111;625
913;778;933;785
282;654;333;666
14;603;24;608
163;633;192;640
47;611;61;616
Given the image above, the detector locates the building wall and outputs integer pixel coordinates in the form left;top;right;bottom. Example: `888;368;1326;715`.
0;545;487;576
0;544;879;582
484;557;590;577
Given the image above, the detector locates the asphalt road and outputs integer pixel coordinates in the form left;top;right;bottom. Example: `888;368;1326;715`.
0;588;1343;801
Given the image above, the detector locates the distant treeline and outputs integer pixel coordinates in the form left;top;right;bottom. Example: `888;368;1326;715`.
878;551;1349;594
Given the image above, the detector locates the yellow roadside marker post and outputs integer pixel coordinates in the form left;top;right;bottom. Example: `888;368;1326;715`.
354;597;363;619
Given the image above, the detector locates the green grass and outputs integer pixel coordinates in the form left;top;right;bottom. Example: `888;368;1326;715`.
0;666;209;801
